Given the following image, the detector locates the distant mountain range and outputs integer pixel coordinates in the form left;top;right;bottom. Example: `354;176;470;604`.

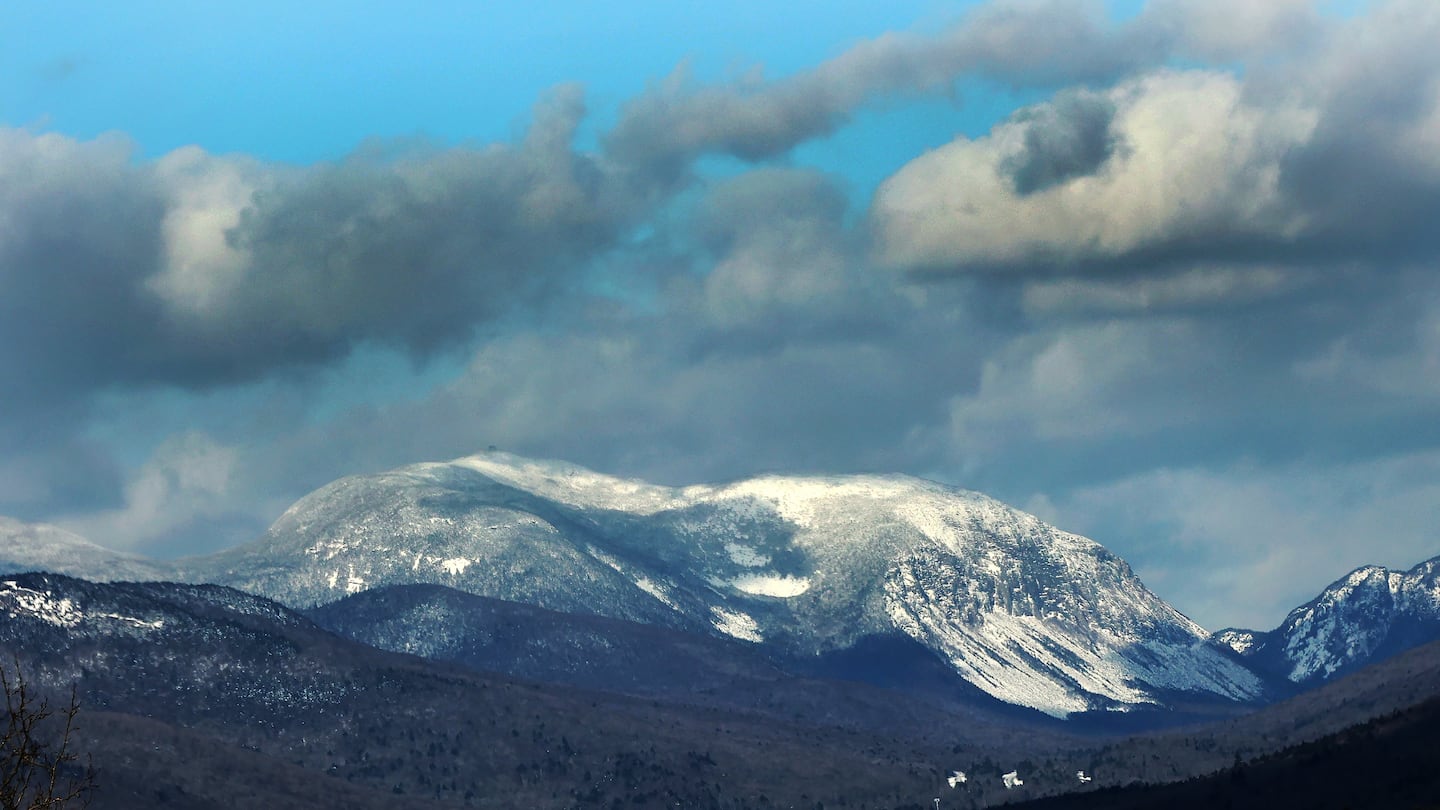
3;570;1439;808
3;451;1438;720
0;515;172;581
0;571;969;808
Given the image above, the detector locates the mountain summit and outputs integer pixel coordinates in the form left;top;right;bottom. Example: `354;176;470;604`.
1215;556;1440;686
191;451;1262;716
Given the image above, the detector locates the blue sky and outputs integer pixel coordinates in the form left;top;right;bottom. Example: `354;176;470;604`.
4;2;976;158
3;0;1439;631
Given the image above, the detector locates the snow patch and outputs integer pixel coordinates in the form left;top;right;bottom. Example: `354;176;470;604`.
1216;629;1256;655
97;612;164;630
452;453;680;514
439;557;471;576
729;573;811;598
713;475;936;528
1;581;82;628
586;546;625;573
725;543;770;567
710;606;763;642
633;576;679;610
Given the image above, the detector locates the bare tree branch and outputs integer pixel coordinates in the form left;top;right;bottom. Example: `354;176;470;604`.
0;661;93;810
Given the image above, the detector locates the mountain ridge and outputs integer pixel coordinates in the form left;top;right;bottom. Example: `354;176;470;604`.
178;450;1265;717
1213;555;1440;686
6;571;1439;807
10;450;1437;717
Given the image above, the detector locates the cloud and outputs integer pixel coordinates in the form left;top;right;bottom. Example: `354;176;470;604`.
1276;0;1440;248
946;319;1210;450
251;300;981;498
55;432;252;553
603;0;1159;187
600;0;1332;189
684;168;883;337
1135;0;1323;62
1040;452;1440;629
1001;89;1121;195
1019;264;1303;317
0;129;169;443
0;441;125;516
872;3;1440;285
0;88;645;448
928;259;1440;500
871;69;1316;275
168;85;632;365
1292;269;1440;400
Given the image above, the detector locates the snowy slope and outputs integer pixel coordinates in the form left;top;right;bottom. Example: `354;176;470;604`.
0;516;176;582
190;451;1263;716
1214;557;1440;686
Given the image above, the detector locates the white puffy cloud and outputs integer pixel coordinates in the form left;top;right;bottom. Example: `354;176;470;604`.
872;69;1316;273
148;146;267;320
873;2;1440;289
56;433;247;552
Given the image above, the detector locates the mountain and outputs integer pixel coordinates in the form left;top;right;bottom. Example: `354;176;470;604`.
304;583;797;698
188;451;1264;717
305;583;1077;731
1001;638;1440;808
0;572;1060;809
0;516;175;582
4;570;1440;807
1213;556;1440;687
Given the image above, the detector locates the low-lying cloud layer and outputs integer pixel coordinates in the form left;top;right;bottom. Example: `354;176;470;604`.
3;0;1439;629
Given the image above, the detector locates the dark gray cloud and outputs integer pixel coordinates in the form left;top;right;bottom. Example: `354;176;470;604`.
600;0;1323;189
603;0;1160;188
1274;1;1440;256
680;167;890;343
0;89;635;433
0;131;168;437
0;89;654;517
0;440;125;518
168;85;636;371
1002;89;1120;195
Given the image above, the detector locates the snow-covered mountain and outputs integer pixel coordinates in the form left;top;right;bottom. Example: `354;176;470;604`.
0;516;176;582
1213;556;1440;686
187;451;1263;717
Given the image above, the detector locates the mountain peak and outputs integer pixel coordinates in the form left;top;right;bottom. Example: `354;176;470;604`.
1217;553;1440;685
0;516;172;582
191;450;1263;717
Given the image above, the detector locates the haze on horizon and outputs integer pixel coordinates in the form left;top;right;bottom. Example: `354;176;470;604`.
3;0;1438;631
